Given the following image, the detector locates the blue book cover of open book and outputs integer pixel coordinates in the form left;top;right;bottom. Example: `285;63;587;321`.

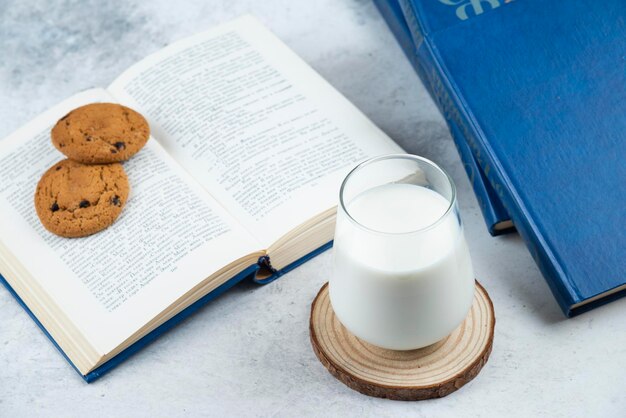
0;16;403;382
383;0;626;315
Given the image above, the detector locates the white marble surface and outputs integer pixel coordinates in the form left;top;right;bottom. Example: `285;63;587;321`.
0;1;624;417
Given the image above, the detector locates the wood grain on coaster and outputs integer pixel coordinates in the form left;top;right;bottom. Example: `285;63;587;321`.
309;281;495;401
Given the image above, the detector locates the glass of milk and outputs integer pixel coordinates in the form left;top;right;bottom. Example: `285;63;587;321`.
330;154;474;350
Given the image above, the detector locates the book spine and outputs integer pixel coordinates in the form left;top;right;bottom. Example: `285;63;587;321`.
398;0;579;315
375;0;512;236
447;121;513;236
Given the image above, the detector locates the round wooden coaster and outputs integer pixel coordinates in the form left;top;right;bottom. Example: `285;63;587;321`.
309;281;495;401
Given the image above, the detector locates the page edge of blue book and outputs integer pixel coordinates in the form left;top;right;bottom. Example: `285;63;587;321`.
0;241;333;383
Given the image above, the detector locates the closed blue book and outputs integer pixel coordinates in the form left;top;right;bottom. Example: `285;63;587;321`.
374;0;514;236
396;0;626;315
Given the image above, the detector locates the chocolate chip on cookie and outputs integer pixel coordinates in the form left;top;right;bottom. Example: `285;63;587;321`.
51;103;150;164
34;159;130;238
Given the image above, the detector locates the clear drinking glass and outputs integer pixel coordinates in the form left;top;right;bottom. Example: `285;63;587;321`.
330;154;475;350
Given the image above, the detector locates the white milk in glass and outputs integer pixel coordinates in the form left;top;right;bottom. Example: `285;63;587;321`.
330;183;474;350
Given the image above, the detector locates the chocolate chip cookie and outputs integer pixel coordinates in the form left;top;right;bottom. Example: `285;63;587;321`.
34;159;130;238
51;103;150;164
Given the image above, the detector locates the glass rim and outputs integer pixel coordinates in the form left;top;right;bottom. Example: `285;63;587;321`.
338;153;457;235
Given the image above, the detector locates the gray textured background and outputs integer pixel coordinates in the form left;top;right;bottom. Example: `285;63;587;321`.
1;1;625;417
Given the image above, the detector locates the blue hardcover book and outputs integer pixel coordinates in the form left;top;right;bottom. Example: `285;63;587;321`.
374;0;514;236
396;0;626;315
0;244;331;382
0;17;402;381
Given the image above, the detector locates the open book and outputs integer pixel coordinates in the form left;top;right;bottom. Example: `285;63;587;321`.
0;16;402;381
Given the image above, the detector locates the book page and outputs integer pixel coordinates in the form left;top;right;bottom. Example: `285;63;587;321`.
109;16;403;246
0;89;260;354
